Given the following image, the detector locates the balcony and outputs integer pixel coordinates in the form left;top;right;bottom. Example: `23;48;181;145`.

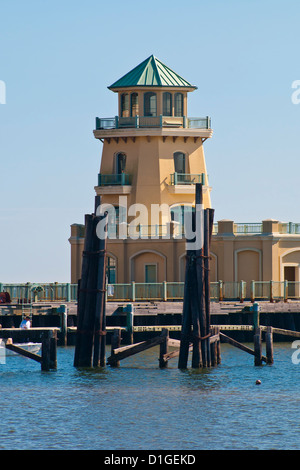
98;173;131;186
95;115;211;130
170;173;205;185
168;172;207;194
95;173;132;195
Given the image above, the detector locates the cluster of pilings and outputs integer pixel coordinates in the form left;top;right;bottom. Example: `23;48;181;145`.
178;183;218;369
73;197;108;368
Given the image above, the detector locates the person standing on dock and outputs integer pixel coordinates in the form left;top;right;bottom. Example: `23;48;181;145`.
20;316;31;329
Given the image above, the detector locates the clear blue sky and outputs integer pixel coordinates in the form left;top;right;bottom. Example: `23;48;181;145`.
0;0;300;282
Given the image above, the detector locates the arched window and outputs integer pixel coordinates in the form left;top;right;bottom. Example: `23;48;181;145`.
130;93;139;117
144;92;157;116
121;93;129;117
116;152;126;174
173;152;186;174
163;92;172;116
174;93;183;117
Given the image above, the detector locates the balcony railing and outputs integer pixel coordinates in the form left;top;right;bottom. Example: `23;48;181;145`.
3;280;300;303
234;223;263;234
279;222;300;234
170;173;205;185
95;115;211;130
98;173;132;186
107;224;173;239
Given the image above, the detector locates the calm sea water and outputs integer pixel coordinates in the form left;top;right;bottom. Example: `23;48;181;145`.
0;342;299;450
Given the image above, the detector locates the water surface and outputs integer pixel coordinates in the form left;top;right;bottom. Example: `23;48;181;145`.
0;342;299;450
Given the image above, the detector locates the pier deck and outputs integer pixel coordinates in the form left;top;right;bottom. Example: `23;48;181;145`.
1;300;300;345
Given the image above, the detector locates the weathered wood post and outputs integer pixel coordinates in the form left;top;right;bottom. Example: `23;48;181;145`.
178;183;215;369
178;233;193;369
203;208;214;367
99;288;107;367
266;326;274;364
216;327;221;364
74;196;108;368
210;326;216;366
252;302;260;329
126;303;134;345
58;304;67;346
74;214;94;367
41;330;52;371
254;327;262;366
159;329;169;368
110;329;122;367
193;184;205;368
50;330;57;370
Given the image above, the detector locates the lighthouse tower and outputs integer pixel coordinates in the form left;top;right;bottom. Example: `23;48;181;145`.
71;55;213;284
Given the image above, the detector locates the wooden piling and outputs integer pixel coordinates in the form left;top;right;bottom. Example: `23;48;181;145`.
110;329;122;367
178;254;193;369
41;330;52;371
126;304;134;345
178;183;216;369
216;327;221;364
254;327;262;366
159;329;169;368
210;327;218;366
73;214;94;367
266;326;274;364
194;184;206;368
59;304;67;346
74;197;108;368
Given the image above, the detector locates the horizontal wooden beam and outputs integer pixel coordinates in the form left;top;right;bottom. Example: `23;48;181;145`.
5;343;42;363
270;327;300;338
107;334;166;365
69;324;300;338
220;332;267;363
209;334;219;344
164;345;192;362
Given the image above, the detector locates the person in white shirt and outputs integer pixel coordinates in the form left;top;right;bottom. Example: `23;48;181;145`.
20;316;31;329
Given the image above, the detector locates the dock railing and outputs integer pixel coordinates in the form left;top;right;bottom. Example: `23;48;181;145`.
1;280;300;303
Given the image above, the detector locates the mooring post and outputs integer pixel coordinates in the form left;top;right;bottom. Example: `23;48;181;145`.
159;328;169;368
41;330;52;371
252;302;260;329
58;304;67;346
50;330;57;370
110;329;122;367
265;326;274;364
216;327;221;364
254;326;262;366
210;326;216;366
126;303;134;344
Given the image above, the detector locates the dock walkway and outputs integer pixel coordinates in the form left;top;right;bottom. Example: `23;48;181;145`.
1;300;300;345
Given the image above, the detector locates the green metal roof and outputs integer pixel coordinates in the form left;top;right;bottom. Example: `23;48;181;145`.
108;55;197;90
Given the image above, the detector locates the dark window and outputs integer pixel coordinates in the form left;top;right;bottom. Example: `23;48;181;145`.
174;93;183;117
130;93;139;116
116;153;126;174
121;93;129;117
144;92;157;116
163;92;172;116
173;152;185;174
